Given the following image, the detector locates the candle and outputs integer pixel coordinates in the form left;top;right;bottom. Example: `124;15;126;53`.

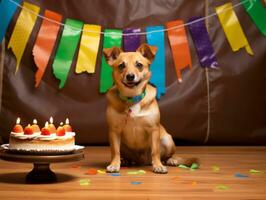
57;122;65;136
64;118;72;132
12;117;23;133
48;117;56;133
41;121;51;135
32;119;40;132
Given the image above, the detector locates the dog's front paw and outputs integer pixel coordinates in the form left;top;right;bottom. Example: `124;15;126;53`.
152;165;168;174
106;164;120;173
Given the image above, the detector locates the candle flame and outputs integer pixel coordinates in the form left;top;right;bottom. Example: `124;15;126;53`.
16;117;21;124
33;119;37;124
45;121;49;127
65;118;69;125
49;117;53;124
60;122;63;126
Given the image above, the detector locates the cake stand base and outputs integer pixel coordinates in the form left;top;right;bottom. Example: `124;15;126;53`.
26;163;57;183
0;145;84;184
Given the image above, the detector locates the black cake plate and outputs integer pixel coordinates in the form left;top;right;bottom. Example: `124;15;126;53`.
0;144;85;183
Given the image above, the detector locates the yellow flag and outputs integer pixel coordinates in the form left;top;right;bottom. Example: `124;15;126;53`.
75;24;101;74
216;3;253;55
8;2;40;72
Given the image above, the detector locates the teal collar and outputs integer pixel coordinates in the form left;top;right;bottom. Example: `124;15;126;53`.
117;90;146;103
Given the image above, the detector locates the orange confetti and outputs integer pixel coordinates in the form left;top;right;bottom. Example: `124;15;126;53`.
191;181;197;186
85;168;98;175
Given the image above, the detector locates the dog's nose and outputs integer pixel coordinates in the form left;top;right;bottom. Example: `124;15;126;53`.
126;73;135;81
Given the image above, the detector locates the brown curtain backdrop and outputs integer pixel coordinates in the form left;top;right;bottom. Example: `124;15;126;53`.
0;0;265;145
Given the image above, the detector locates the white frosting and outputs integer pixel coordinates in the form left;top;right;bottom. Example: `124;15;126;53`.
56;132;75;140
38;133;57;141
66;132;76;137
10;132;24;137
15;132;41;140
10;131;76;140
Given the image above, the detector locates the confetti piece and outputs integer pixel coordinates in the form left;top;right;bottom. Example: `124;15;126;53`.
216;184;230;191
97;170;106;174
109;173;121;176
85;168;98;175
127;171;139;175
249;169;263;174
178;164;189;169
235;173;249;178
138;170;146;174
191;181;197;186
131;181;142;185
212;165;220;172
127;170;146;175
191;163;199;169
79;179;91;186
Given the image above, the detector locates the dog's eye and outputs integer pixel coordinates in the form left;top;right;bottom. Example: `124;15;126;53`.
118;62;125;71
136;62;143;69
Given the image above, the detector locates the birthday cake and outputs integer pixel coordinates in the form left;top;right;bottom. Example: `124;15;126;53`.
8;117;76;153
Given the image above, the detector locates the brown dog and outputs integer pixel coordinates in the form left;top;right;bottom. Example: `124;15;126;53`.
103;43;196;174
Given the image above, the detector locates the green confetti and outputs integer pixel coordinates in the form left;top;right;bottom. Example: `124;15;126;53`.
212;165;220;172
249;169;263;174
178;164;189;169
138;170;146;174
127;170;146;175
190;163;199;169
216;184;230;191
79;179;91;186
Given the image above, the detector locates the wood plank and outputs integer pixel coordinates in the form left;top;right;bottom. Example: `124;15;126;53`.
0;146;266;200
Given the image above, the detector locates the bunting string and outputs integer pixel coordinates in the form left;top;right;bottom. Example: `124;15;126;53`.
7;0;250;36
1;0;264;92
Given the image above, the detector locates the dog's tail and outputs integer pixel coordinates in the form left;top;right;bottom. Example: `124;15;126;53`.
165;156;199;167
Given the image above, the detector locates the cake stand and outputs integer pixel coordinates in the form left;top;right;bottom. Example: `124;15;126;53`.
0;146;84;183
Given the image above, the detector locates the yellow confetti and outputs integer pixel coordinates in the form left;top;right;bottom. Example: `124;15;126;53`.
212;165;220;172
97;169;106;174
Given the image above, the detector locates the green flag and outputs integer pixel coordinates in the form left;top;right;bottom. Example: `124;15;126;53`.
100;29;122;93
241;0;266;36
52;19;83;89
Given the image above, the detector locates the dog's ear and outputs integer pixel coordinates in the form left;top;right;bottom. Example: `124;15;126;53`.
103;47;123;66
136;43;157;63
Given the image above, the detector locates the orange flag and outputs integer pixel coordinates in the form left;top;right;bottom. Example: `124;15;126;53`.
33;10;62;87
166;20;192;82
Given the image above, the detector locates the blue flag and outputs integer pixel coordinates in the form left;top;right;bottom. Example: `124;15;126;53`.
0;0;22;42
146;26;166;99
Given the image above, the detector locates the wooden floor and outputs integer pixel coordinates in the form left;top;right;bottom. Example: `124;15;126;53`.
0;146;266;200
